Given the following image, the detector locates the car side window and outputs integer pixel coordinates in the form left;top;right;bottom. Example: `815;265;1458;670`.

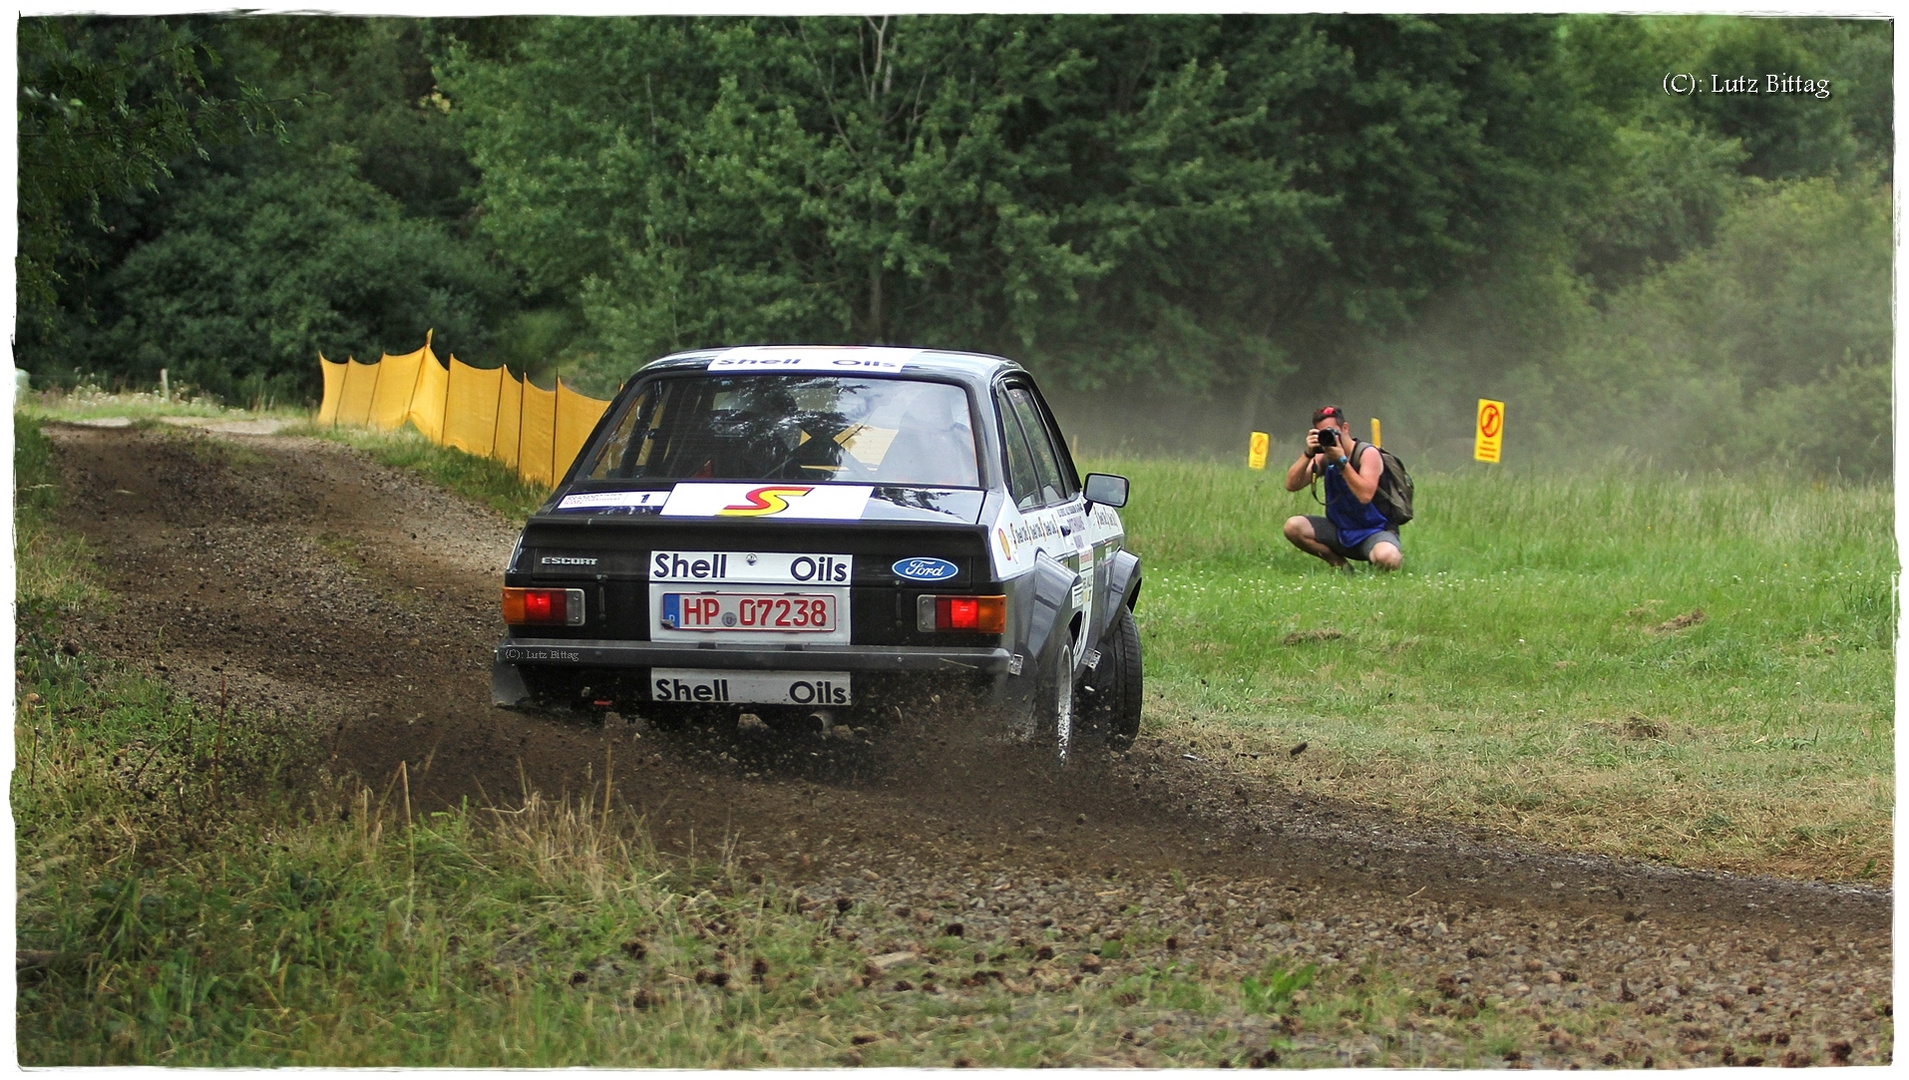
1024;384;1081;497
1006;386;1071;505
995;388;1045;509
586;385;655;479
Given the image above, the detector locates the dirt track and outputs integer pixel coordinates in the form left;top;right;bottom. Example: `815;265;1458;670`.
48;422;1891;1067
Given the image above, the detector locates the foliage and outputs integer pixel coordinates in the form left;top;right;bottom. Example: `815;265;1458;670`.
1530;174;1892;477
446;15;1607;391
100;151;511;404
16;16;279;325
15;14;1892;476
14;17;510;405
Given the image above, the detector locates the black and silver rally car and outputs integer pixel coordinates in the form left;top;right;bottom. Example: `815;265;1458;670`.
491;345;1141;755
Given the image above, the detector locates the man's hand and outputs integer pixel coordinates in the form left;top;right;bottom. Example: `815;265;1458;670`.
1318;430;1350;467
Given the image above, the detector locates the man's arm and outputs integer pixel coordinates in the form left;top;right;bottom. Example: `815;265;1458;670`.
1331;442;1384;503
1284;445;1320;492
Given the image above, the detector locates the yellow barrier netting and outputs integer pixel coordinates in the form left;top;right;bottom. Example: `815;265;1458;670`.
317;333;611;490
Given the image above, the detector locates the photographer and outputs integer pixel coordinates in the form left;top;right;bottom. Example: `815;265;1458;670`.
1282;405;1402;571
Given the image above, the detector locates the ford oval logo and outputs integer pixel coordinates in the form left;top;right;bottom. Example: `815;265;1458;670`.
893;557;959;582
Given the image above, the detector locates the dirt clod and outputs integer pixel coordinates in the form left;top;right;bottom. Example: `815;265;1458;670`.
1651;609;1707;634
1622;717;1669;740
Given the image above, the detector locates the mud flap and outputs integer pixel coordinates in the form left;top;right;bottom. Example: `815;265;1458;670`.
1106;549;1142;614
996;555;1080;726
491;659;532;710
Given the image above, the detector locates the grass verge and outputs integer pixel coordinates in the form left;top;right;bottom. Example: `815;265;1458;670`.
285;420;551;523
18;384;308;424
1097;457;1894;882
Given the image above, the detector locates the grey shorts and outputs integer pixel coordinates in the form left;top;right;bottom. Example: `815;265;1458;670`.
1305;515;1401;562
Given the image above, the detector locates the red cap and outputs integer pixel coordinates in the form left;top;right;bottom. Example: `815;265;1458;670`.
1311;405;1344;425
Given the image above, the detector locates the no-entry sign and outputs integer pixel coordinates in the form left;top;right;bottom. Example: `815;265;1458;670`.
1475;399;1504;463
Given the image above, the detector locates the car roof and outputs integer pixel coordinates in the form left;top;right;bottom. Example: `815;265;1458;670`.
636;345;1025;385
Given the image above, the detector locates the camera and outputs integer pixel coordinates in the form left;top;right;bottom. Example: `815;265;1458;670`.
1310;426;1338;451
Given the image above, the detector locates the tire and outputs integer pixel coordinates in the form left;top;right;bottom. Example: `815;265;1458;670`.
1081;607;1143;750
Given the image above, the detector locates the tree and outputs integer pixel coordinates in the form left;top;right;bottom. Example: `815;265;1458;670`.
16;16;516;403
445;15;1607;393
16;17;277;325
102;149;511;402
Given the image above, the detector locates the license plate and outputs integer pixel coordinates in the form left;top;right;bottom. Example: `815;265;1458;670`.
659;592;837;632
650;669;851;706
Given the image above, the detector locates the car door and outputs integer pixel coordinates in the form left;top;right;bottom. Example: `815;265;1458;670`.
996;380;1093;670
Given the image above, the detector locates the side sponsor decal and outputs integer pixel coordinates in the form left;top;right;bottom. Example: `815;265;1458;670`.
557;489;672;511
706;346;923;374
662;483;873;520
892;556;959;582
650;551;852;584
988;503;1067;578
990;503;1030;578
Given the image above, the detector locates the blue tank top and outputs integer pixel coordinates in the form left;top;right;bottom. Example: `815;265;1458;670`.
1323;443;1391;546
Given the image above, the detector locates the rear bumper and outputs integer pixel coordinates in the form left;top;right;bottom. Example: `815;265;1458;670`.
494;637;1015;675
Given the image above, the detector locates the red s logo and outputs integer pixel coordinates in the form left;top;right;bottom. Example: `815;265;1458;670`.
718;485;813;517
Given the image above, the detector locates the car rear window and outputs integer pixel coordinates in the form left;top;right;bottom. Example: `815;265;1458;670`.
581;375;981;487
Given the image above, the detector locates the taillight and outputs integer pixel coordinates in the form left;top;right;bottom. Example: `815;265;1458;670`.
503;587;587;626
916;594;1006;634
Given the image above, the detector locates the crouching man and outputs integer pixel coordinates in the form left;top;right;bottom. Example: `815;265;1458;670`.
1282;405;1402;571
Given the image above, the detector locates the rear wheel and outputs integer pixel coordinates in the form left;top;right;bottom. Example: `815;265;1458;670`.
1082;607;1143;750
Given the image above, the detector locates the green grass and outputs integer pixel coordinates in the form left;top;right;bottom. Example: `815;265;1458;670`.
19;382;308;423
1094;456;1894;881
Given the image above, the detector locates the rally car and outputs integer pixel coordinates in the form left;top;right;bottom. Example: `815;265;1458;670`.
491;345;1142;755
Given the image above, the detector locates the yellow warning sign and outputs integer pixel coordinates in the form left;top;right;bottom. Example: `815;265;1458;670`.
1248;431;1270;470
1474;399;1504;463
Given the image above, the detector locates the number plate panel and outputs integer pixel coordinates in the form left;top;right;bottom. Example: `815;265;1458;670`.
649;585;850;644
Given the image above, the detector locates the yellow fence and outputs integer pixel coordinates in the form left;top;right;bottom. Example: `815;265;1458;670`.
316;334;611;489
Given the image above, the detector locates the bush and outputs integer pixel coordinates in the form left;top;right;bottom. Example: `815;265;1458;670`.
92;147;512;406
1529;174;1890;477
